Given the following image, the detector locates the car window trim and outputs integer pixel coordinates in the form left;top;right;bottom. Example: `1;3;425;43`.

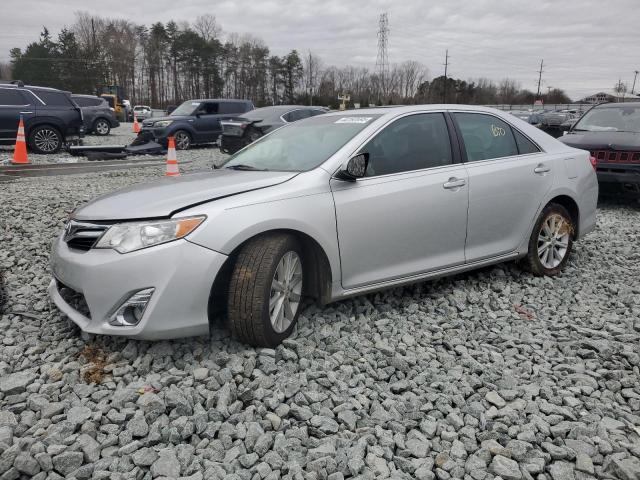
0;87;32;107
449;110;544;164
280;108;307;123
509;125;542;156
331;110;460;179
349;111;460;180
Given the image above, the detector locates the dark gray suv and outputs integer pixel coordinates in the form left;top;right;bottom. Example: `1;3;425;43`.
0;82;84;154
71;94;120;136
138;99;254;149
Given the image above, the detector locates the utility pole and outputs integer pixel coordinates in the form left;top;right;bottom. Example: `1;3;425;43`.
308;51;313;106
536;59;544;100
443;49;449;103
632;70;639;95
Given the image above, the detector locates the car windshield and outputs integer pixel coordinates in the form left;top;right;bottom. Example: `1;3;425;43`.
171;101;200;116
573;106;640;133
224;114;381;172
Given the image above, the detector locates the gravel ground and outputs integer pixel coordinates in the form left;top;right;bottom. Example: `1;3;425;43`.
0;126;639;480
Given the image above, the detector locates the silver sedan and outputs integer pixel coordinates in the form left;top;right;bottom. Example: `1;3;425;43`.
49;105;598;346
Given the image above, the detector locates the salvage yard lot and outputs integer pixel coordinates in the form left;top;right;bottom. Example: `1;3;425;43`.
1;125;640;479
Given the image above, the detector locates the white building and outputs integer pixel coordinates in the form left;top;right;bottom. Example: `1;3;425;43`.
579;90;640;104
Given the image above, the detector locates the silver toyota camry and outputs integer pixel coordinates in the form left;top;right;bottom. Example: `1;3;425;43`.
50;105;598;347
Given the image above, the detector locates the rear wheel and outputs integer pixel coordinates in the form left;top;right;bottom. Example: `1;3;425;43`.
28;125;62;154
93;119;111;136
227;234;304;347
173;130;191;150
524;203;574;276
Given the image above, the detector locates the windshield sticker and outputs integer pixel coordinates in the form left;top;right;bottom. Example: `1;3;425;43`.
490;124;506;137
335;117;373;124
191;102;200;106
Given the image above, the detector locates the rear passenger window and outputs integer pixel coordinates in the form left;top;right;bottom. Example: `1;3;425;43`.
513;129;540;155
219;102;245;114
360;113;453;177
72;97;90;107
38;91;73;107
454;113;518;162
0;89;28;105
283;110;312;122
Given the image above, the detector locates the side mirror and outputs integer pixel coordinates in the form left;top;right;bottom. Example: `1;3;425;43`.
560;123;571;132
336;153;369;181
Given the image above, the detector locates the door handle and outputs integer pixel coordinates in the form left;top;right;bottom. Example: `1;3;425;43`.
534;164;551;174
443;177;466;189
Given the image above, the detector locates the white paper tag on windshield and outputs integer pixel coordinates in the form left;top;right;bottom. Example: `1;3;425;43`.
191;102;200;106
335;117;372;124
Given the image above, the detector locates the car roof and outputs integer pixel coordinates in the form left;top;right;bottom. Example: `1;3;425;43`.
593;102;640;109
322;104;516;118
0;83;66;93
72;94;102;99
185;98;253;104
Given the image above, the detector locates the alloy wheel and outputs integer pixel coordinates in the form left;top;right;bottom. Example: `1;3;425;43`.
537;213;570;269
269;251;303;333
174;132;190;150
34;129;60;152
95;120;109;135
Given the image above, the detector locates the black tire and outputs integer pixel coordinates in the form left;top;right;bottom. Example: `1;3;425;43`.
227;234;304;347
93;118;111;136
524;203;574;276
173;130;191;150
28;125;62;154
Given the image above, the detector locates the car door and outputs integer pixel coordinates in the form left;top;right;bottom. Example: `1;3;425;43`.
452;112;553;261
0;88;34;142
192;101;220;142
331;112;469;289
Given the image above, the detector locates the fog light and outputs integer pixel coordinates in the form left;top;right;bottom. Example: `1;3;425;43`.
109;288;154;326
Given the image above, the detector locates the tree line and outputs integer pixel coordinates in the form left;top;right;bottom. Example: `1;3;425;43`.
5;12;571;108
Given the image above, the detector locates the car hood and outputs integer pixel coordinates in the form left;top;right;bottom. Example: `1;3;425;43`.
74;169;297;221
142;115;190;125
559;131;640;151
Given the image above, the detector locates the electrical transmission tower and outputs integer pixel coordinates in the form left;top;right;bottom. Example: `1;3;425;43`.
376;13;389;104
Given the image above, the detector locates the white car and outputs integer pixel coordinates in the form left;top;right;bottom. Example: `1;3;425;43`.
133;105;152;120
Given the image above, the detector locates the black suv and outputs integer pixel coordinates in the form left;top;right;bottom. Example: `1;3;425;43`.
137;99;253;149
0;82;84;154
559;102;640;198
71;94;120;136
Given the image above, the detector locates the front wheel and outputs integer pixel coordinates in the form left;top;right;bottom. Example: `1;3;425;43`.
524;203;574;276
173;130;191;150
28;125;62;154
227;234;304;347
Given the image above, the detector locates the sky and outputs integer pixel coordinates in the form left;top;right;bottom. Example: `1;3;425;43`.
1;0;638;100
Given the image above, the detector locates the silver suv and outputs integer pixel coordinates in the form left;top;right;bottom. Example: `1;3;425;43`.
50;105;598;346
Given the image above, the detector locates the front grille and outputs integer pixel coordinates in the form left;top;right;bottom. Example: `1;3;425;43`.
592;150;640;164
56;280;91;319
64;221;109;251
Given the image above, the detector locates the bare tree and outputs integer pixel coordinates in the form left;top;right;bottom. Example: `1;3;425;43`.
194;14;221;42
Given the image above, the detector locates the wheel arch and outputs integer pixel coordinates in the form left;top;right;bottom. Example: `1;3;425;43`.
207;228;333;323
546;194;580;239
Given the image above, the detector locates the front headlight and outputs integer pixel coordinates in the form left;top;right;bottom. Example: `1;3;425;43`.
95;216;205;253
154;120;173;128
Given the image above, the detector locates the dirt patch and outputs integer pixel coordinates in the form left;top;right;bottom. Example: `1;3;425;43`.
79;344;108;384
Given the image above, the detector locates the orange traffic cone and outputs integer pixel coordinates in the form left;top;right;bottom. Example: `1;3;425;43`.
133;114;141;134
11;116;29;164
165;137;180;177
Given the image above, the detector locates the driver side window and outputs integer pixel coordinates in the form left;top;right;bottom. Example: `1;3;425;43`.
360;113;453;177
198;102;219;115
